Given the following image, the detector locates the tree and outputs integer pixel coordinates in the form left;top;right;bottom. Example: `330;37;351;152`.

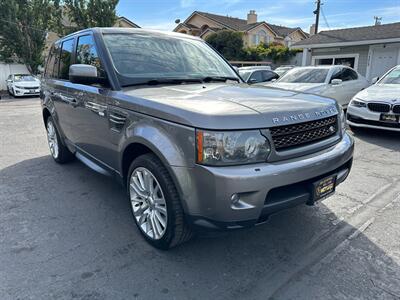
64;0;119;31
205;30;245;61
0;0;62;74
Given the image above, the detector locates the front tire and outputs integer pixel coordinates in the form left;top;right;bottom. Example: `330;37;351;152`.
127;154;193;249
46;116;74;164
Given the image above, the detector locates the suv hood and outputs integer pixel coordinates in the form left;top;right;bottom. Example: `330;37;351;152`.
115;83;338;130
14;81;40;88
356;84;400;103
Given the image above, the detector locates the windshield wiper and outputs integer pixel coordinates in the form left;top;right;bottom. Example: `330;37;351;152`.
128;78;203;87
201;76;240;83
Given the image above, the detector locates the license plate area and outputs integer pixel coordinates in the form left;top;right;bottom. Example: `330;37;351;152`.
380;113;399;123
312;175;336;201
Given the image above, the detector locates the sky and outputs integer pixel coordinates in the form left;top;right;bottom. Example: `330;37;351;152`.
117;0;400;32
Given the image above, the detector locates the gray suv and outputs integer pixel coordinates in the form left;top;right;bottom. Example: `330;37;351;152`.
41;28;354;249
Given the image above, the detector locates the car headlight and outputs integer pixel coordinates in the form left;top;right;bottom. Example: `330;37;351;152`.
196;129;271;166
350;98;367;107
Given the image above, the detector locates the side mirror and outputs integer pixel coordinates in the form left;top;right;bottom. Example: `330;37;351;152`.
371;77;379;84
69;64;99;84
331;78;342;86
248;78;258;84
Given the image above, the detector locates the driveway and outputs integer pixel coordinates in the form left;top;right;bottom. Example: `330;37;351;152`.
1;98;399;300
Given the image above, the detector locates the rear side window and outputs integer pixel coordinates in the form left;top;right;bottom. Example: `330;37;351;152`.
46;43;60;79
76;35;104;77
262;71;278;81
249;71;263;83
59;39;74;80
331;68;358;82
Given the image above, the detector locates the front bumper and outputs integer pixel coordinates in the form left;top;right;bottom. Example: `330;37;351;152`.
347;105;400;132
172;133;354;230
13;87;40;97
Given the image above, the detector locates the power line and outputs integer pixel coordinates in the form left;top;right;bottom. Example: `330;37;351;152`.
321;6;330;30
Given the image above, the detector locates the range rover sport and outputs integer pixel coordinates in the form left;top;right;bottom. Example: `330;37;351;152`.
41;28;354;249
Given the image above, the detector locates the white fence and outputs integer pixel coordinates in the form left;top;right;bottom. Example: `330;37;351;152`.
0;63;29;91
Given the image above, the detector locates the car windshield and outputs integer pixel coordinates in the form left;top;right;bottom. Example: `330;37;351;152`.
278;68;329;83
238;70;252;81
14;75;36;82
103;33;238;85
379;67;400;84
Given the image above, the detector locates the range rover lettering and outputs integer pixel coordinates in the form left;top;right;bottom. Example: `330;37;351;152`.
41;28;354;249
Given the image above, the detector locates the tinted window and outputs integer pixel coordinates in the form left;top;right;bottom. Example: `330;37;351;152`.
46;43;60;78
249;71;263;83
331;68;358;82
262;71;278;82
59;39;74;80
76;35;104;77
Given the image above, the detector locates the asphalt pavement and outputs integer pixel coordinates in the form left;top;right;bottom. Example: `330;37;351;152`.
1;98;399;300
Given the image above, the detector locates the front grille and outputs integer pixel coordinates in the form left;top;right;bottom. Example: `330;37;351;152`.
270;116;338;150
368;102;390;113
393;105;400;114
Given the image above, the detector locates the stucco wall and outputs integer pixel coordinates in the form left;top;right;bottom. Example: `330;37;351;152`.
0;63;29;91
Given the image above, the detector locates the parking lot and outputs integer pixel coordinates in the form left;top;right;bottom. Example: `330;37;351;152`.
1;97;399;300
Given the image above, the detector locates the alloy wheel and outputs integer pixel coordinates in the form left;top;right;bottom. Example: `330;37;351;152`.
129;167;168;240
46;120;59;159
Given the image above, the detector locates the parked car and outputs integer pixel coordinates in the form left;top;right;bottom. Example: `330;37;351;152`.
239;67;279;84
274;65;295;77
268;66;369;107
347;65;400;132
41;28;354;249
6;74;41;97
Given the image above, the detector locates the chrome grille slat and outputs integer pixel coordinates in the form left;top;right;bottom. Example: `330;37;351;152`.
270;116;337;150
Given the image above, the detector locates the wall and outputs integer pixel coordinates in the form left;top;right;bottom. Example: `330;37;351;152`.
0;63;29;91
311;45;369;75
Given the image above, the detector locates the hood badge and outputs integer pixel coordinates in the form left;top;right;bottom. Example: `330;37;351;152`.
272;107;337;125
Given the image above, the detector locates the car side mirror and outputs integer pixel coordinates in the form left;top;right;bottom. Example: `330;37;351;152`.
371;77;379;84
69;64;99;84
331;78;342;86
248;78;258;84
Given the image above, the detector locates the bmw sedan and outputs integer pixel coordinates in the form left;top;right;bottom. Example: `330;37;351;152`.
347;65;400;132
268;66;369;108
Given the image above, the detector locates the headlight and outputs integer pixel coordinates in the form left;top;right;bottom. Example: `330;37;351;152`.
350;98;367;107
196;130;271;166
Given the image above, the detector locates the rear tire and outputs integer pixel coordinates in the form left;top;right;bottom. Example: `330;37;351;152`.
46;116;74;164
127;153;193;249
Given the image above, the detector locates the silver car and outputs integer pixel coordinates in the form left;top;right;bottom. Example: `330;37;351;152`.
41;28;354;249
347;65;400;132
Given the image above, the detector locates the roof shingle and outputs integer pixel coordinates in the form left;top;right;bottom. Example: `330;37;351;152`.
294;22;400;47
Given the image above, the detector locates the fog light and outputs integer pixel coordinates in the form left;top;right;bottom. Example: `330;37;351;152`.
231;193;240;204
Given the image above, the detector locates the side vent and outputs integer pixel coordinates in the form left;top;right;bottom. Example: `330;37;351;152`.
109;112;127;132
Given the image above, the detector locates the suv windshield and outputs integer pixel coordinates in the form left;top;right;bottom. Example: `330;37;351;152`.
278;68;329;83
379;67;400;84
14;75;36;82
103;33;238;86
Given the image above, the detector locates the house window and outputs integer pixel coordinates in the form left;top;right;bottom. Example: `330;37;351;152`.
253;30;268;45
313;54;358;69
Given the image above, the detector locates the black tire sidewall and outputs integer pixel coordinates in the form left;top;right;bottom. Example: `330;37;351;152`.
127;154;178;250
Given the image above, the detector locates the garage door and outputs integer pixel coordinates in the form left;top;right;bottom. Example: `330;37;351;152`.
369;45;400;80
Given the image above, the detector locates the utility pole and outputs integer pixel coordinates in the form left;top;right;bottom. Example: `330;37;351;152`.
313;0;321;34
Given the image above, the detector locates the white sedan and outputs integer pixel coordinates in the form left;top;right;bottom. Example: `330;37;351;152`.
6;74;41;97
267;66;369;107
347;65;400;132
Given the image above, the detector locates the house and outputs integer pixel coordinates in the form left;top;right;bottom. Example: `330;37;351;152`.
173;10;308;47
293;22;400;81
